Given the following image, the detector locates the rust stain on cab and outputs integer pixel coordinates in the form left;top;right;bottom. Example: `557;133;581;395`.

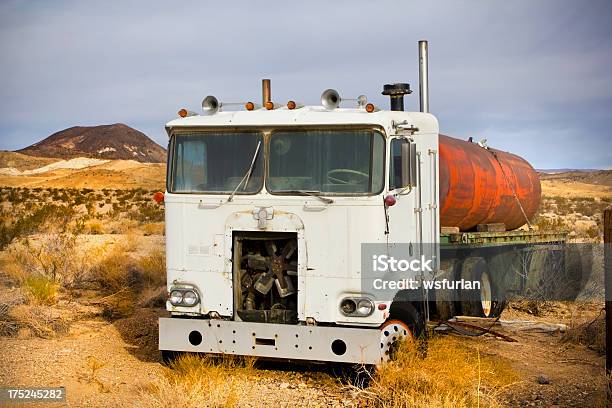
439;134;541;231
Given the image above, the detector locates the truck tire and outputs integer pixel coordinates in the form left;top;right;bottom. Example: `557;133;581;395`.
388;301;425;339
458;257;506;318
375;301;425;365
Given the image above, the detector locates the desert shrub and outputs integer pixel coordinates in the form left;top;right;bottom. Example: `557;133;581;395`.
0;203;74;249
128;202;164;223
141;222;164;236
360;337;517;408
85;220;105;235
23;276;59;305
6;234;90;287
138;286;166;308
80;356;110;393
5;304;69;338
562;310;605;354
105;219;140;235
100;289;136;320
136;247;166;287
585;224;601;240
93;245;137;292
533;215;565;231
508;299;554;317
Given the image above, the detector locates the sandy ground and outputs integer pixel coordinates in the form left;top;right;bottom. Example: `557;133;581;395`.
0;159;165;190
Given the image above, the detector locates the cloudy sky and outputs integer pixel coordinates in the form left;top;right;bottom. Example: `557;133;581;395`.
0;1;610;169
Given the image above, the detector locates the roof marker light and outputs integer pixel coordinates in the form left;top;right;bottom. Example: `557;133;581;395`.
365;103;377;113
245;101;259;111
265;101;281;110
178;108;197;118
287;101;303;110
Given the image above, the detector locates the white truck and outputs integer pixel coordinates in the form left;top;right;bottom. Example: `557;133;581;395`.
158;41;572;366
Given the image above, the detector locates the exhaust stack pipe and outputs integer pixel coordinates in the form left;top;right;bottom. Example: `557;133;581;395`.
262;79;271;106
418;40;429;113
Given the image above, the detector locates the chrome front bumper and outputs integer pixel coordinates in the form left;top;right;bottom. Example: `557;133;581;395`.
159;317;382;364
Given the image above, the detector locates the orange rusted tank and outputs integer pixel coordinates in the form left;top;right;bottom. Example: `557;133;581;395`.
439;134;541;231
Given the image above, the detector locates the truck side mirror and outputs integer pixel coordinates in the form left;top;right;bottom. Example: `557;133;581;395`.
400;140;417;187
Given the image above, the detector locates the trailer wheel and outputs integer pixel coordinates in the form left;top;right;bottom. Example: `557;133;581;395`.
458;257;506;318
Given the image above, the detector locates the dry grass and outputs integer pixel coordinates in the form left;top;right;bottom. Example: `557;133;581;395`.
534;195;609;241
99;289;136;320
6;304;69;338
93;243;136;292
137;246;166;287
81;356;110;393
137;354;257;408
359;336;518;408
23;275;59;305
562;308;606;354
141;222;165;236
4;233;91;287
84;219;105;235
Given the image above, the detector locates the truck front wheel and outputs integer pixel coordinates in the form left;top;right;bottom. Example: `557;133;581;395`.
378;301;425;364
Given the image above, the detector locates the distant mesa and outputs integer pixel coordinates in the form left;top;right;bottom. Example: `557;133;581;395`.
17;123;166;163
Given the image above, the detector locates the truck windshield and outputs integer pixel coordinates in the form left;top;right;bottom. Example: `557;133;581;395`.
170;131;263;193
268;129;384;194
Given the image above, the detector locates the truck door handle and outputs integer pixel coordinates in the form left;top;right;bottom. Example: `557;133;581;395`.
198;200;222;209
303;203;327;212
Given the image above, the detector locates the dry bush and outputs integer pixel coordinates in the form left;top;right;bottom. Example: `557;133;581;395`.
0;203;74;249
507;299;554;317
562;309;606;354
141;222;164;236
80;356;110;393
360;337;517;408
5;304;69;338
23;275;59;305
105;219;140;234
137;354;256;408
0;288;27;336
124;230;140;252
5;234;91;288
138;286;166;308
93;244;137;293
99;289;136;320
84;220;105;235
136;247;166;287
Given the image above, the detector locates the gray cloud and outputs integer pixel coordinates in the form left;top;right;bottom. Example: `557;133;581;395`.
0;0;610;168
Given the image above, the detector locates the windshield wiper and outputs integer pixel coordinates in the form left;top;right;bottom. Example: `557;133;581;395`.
275;190;334;204
228;141;261;202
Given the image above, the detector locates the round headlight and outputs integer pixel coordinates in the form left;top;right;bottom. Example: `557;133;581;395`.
357;299;374;316
340;298;357;315
169;290;183;306
182;290;199;306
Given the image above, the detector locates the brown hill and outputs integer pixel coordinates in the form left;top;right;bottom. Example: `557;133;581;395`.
17;123;166;163
540;170;612;199
540;170;612;186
